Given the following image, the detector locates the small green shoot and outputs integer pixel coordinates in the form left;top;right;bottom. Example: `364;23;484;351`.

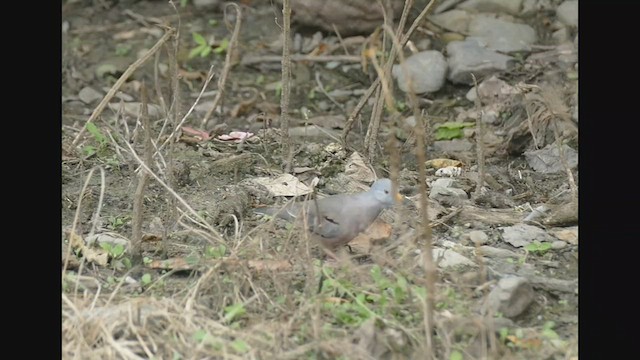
524;241;552;255
115;44;132;56
205;244;227;259
224;303;246;323
230;339;250;353
189;32;212;59
100;243;125;259
141;273;152;286
434;122;475;140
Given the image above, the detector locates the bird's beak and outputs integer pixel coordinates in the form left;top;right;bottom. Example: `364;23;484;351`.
395;192;404;204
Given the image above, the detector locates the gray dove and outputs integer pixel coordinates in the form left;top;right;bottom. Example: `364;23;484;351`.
255;178;403;253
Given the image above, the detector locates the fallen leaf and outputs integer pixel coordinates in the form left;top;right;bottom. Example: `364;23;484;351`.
252;174;313;197
218;131;254;143
148;257;194;270
345;152;375;183
349;219;393;253
425;158;464;169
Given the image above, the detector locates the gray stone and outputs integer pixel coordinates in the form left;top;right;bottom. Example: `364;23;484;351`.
458;0;523;15
78;87;103;104
432;248;477;268
499;223;555;247
479;246;518;258
552;27;571;44
429;186;468;206
556;0;578;28
431;177;461;189
524;144;578;173
468;15;537;53
520;0;537;15
193;0;221;10
392;51;448;94
486;276;534;318
529;275;578;293
468;230;489;244
430;10;472;33
446;39;515;84
433;139;474;152
551;240;567;250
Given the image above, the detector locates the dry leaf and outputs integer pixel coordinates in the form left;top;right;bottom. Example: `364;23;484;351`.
113;30;136;40
425;158;464;169
252;174;312;197
345;152;375;183
349;219;393;253
181;126;211;141
148;257;194;270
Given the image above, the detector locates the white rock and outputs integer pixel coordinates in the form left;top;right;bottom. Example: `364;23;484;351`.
78;87;103;104
430;10;472;33
446;39;515;84
486;276;534;318
556;0;578;28
392;51;448;94
458;0;524;15
468;15;537;53
468;230;489;244
432;248;477;268
500;223;555;247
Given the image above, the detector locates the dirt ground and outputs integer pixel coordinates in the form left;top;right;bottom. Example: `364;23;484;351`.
62;1;578;359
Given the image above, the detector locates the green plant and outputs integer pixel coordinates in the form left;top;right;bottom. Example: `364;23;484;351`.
115;44;132;56
434;122;475;140
223;303;246;323
141;273;152;286
83;122;108;157
205;244;227;259
108;215;130;230
100;242;125;259
524;241;552;255
189;33;229;59
189;32;212;59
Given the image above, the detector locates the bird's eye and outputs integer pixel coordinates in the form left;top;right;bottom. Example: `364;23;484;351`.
384;190;389;194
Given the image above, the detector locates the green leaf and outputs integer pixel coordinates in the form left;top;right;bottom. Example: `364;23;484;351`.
542;327;559;339
208;19;218;26
188;46;203;59
192;32;207;46
112;244;125;257
86;122;107;144
100;243;112;252
201;46;212;58
141;273;152;285
214;38;229;54
83;145;97;157
450;350;463;360
180;0;188;7
193;329;208;342
224;303;246;323
143;257;153;265
230;339;250;353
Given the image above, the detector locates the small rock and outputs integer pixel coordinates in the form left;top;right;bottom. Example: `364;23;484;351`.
520;0;537;15
529;275;578;294
429;186;468;206
392;51;448;94
551;240;567;250
486;276;535;318
468;15;537;53
446;38;515;85
500;223;555;247
478;246;518;258
431;177;460;189
468;230;489;244
416;38;432;51
431;248;477;268
433;139;474;153
552;27;571;44
193;0;221;10
556;0;578;28
549;226;578;244
78;87;103;104
524;144;578;173
430;9;472;33
458;0;524;15
107;102;163;119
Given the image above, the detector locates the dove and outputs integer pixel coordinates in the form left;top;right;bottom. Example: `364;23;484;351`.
255;178;403;254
